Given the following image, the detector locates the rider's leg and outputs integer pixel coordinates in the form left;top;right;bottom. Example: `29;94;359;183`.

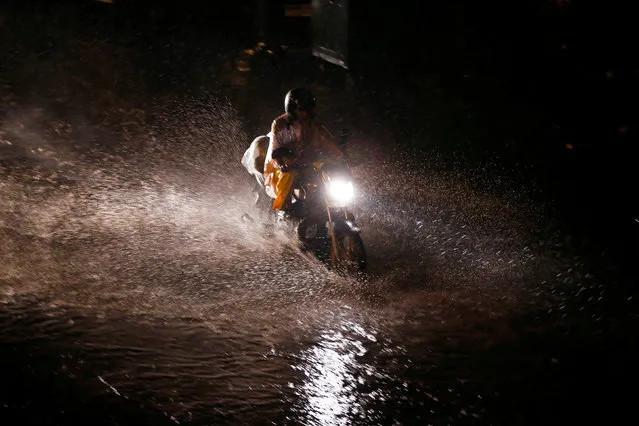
273;170;296;211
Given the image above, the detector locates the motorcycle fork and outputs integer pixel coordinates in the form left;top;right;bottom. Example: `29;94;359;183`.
326;204;343;262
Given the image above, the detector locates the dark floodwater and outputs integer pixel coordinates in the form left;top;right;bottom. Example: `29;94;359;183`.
1;3;637;425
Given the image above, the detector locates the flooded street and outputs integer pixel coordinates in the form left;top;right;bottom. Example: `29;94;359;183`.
0;107;551;424
1;2;637;425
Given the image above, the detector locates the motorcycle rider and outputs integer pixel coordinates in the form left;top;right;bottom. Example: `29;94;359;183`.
264;88;345;218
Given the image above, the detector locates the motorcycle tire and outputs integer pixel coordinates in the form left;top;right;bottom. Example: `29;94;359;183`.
331;232;367;274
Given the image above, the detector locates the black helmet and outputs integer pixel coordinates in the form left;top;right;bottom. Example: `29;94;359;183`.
284;88;316;115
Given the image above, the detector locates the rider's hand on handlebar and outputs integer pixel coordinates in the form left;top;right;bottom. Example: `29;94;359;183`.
276;156;296;173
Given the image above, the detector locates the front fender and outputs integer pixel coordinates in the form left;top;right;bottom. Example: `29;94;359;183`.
333;219;361;235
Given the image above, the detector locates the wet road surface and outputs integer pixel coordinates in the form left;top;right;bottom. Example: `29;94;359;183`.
1;3;638;425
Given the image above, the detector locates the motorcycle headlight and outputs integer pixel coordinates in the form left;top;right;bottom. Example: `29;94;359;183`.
327;179;354;203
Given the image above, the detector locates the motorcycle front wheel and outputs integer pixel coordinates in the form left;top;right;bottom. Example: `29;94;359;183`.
330;232;367;274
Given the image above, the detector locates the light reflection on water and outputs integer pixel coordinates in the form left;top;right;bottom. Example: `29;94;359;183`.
293;320;386;426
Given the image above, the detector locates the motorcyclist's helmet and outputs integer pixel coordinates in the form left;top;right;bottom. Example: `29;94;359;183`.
284;88;316;115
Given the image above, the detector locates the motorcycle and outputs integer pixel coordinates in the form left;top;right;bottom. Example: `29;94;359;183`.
242;142;367;274
286;159;367;273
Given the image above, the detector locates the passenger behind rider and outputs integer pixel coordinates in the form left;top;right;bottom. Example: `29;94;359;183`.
263;88;345;218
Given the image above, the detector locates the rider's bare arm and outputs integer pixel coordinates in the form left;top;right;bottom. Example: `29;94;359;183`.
317;125;345;160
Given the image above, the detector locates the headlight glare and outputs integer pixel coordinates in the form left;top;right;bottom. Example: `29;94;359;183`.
327;179;354;203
